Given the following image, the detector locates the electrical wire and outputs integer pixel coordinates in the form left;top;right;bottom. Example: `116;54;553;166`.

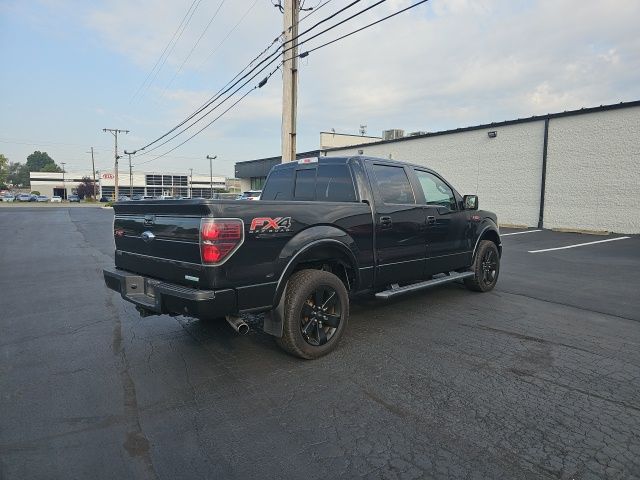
196;0;261;70
134;0;367;154
135;63;283;167
129;0;201;103
163;0;228;92
299;0;333;22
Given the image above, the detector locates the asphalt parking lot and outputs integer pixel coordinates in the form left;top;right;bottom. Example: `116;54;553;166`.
1;207;639;480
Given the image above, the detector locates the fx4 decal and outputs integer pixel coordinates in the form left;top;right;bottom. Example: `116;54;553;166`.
249;217;292;233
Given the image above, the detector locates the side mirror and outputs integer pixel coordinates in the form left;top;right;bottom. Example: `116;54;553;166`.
463;195;478;210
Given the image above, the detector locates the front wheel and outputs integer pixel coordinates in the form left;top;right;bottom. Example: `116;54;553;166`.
464;240;500;292
276;269;349;359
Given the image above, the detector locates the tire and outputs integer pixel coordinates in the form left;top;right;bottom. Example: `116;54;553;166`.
464;240;500;292
276;269;349;359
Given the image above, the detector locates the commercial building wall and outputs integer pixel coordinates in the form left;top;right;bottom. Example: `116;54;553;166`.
544;108;640;233
324;102;640;234
323;121;545;227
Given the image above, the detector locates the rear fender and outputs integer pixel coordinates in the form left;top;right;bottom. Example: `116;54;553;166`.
263;226;359;338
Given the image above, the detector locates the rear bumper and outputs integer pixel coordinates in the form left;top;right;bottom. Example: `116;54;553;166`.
103;268;236;319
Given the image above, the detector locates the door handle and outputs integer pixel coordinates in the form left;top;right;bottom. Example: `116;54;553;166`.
426;216;436;225
379;216;392;228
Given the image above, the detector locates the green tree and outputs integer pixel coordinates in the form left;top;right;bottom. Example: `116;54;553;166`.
7;163;30;188
41;163;62;173
26;151;58;171
0;154;8;188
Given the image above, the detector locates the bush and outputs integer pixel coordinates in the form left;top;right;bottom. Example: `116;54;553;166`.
30;191;40;195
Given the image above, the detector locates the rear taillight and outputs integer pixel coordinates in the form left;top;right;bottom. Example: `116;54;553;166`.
200;218;244;264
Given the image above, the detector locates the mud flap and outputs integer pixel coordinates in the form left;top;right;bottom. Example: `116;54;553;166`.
262;284;287;337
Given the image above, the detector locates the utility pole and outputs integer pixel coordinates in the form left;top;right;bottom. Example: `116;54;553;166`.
61;162;66;199
281;0;299;163
206;155;217;199
103;128;129;200
189;168;193;198
124;150;136;199
87;147;97;199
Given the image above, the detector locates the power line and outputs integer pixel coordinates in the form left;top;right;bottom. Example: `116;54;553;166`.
163;0;228;92
134;0;367;154
131;0;204;103
302;0;430;55
136;63;283;167
299;0;333;23
196;0;261;70
139;0;431;163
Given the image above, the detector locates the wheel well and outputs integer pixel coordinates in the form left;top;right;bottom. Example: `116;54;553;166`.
481;229;502;256
291;244;357;293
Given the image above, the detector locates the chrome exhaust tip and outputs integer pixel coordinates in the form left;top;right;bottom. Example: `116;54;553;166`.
225;315;249;335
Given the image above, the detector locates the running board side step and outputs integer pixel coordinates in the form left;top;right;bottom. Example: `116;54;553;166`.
375;271;474;299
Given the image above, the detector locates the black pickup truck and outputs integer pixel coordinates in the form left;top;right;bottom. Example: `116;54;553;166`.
104;156;501;358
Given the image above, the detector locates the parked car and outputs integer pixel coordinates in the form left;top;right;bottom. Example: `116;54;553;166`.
16;193;32;202
36;195;49;202
51;196;62;203
29;194;38;202
2;194;16;202
68;194;80;202
104;156;501;359
99;196;110;202
237;190;261;200
117;195;131;202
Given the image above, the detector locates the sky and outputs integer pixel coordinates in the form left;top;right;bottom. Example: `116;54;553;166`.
1;0;639;177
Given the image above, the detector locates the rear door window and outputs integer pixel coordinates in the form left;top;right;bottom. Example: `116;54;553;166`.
261;168;293;200
372;164;415;204
315;164;356;202
294;169;316;201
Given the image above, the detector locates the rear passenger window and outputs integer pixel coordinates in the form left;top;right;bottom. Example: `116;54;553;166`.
372;164;415;204
294;169;316;201
261;168;293;200
316;164;356;202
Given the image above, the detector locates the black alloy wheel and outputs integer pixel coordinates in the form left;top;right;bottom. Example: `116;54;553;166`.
464;240;500;292
481;248;498;288
277;269;349;359
300;286;341;346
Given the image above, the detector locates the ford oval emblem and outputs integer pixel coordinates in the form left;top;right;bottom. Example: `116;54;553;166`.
141;231;155;243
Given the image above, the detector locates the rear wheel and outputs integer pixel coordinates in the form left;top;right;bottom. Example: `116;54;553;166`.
276;269;349;359
464;240;500;292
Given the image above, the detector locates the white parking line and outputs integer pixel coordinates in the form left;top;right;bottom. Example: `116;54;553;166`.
528;236;630;253
501;229;542;236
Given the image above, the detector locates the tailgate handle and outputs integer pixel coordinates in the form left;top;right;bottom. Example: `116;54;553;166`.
379;216;392;228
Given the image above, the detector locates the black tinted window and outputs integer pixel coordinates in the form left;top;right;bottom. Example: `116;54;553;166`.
261;168;293;200
294;169;316;201
316;164;356;202
372;164;415;204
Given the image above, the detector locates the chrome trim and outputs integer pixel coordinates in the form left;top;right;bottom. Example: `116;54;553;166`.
121;234;197;245
378;258;424;268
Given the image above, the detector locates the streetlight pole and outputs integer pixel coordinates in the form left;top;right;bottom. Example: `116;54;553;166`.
206;155;217;199
61;162;66;199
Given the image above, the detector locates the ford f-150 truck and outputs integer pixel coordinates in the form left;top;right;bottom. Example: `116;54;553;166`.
104;156;501;359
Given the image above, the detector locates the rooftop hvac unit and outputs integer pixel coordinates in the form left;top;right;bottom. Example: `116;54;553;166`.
382;129;405;141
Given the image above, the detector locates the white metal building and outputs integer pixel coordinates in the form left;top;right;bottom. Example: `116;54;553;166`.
30;171;239;199
322;101;640;234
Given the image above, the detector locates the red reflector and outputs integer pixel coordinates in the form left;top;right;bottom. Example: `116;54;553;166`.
202;243;236;263
200;219;243;264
